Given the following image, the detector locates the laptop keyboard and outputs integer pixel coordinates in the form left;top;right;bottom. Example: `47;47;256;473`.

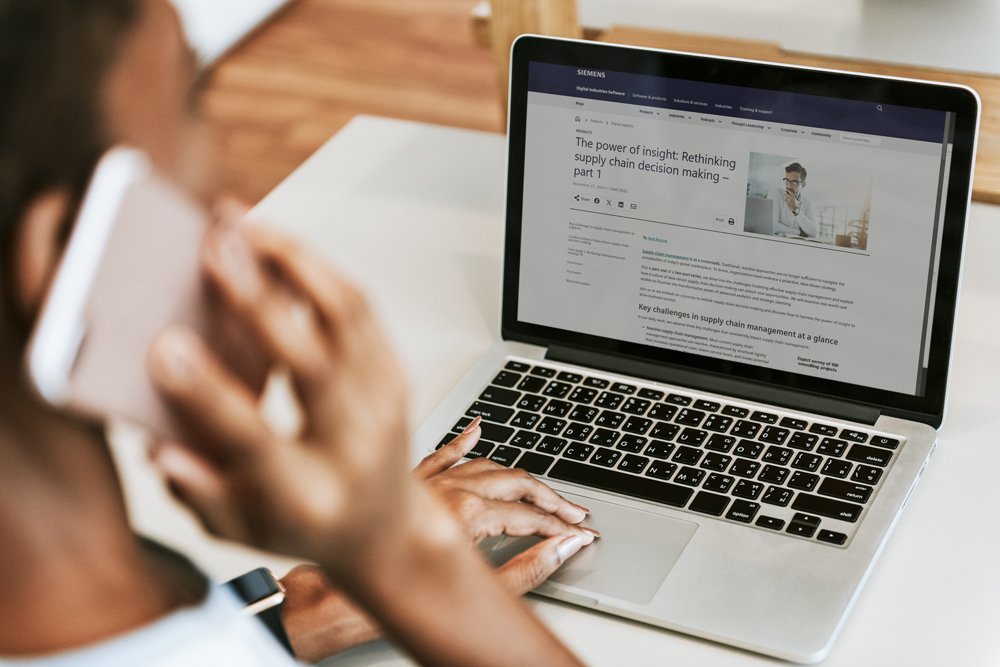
437;359;904;548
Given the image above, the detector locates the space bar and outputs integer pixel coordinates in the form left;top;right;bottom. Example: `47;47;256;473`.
548;460;693;508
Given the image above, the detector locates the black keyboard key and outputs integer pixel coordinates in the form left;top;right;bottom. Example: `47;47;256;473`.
466;402;514;423
822;459;853;479
666;393;692;406
817;438;847;457
693;399;721;412
648;403;678;421
543;382;573;399
722;405;749;418
436;433;458;449
730;420;761;438
583;377;609;389
758;426;790;445
611;382;637;395
568;405;598;423
618;454;650;473
646;460;678;481
788;471;819;491
689;491;730;516
530;366;556;377
791;453;823;472
516;395;547;412
755;515;785;530
703;414;733;433
733;440;764;459
589;428;621;447
644;441;675;459
595;411;626;429
702;473;735;493
489;446;520;467
758;465;790;485
549;460;692;508
620;397;652;415
594;392;625;409
840;429;868;443
676;428;707;446
590;447;622;467
562;443;594;461
780;417;808;430
761;446;792;466
761;485;793;506
557;371;584;384
846;444;892;468
517;376;547;393
616;434;647;453
729;458;761;478
509;430;541;449
750;411;778;424
492;371;521;387
479;386;520;406
466;440;495;459
536;436;567;455
792;493;863;522
817;529;847;545
535;417;567;435
727;499;760;523
543;403;571;421
674;467;705;486
786;512;821;538
563;423;594;442
818;478;873;504
672;446;703;465
788;432;818;451
650;422;680;441
675;409;706;427
638;388;664;400
509;412;540;430
809;423;839;437
515;452;554;475
568;387;598;404
870;436;900;450
505;360;531;372
732;479;764;499
622;417;653;434
453;418;514;443
700;452;732;471
851;464;883;485
705;433;737;453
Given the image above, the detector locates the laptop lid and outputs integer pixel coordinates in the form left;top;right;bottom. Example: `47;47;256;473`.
501;36;979;429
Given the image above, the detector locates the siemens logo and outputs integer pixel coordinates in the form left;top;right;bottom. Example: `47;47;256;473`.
577;69;606;78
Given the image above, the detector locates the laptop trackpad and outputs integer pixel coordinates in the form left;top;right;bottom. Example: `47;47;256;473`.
487;493;698;606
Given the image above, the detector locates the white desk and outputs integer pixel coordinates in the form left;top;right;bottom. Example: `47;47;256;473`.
120;115;1000;665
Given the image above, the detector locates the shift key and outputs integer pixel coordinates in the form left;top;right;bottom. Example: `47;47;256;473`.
846;444;892;467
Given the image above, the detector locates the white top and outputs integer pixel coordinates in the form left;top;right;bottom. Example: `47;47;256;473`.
767;185;818;237
0;586;299;667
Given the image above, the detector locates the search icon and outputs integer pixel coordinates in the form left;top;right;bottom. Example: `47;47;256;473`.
877;105;883;111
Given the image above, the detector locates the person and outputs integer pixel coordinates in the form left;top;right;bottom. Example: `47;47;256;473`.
0;0;597;664
767;162;819;237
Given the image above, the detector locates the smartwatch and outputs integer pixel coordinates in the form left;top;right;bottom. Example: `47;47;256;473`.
226;568;295;657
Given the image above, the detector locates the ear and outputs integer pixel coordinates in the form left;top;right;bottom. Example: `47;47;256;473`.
12;190;72;316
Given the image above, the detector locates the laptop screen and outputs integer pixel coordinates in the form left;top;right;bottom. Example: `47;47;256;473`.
504;38;979;424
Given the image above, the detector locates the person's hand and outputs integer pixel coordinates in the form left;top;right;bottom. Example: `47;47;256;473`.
784;191;797;212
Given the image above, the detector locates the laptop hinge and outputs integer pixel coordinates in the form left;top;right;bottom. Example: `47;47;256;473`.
546;344;881;426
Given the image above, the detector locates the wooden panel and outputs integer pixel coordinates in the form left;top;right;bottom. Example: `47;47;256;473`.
201;0;502;204
601;26;1000;205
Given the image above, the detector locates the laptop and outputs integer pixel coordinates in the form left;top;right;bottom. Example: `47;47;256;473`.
744;195;777;235
413;36;979;663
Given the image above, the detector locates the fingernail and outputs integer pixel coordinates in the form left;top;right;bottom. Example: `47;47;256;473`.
582;526;601;538
151;331;195;385
574;503;590;514
462;416;482;435
216;227;257;289
556;534;584;562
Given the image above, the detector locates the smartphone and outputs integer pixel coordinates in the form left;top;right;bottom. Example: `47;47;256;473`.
26;147;212;437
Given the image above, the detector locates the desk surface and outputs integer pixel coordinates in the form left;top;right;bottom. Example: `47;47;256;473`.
237;116;1000;666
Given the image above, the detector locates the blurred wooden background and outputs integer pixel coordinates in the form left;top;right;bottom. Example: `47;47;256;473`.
202;0;500;204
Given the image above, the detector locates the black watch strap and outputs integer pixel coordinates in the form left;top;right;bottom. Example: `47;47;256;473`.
225;568;295;657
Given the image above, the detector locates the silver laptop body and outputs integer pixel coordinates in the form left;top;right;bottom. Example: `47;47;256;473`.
413;36;979;663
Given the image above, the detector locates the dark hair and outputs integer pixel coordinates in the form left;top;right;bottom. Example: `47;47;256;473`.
785;162;807;181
